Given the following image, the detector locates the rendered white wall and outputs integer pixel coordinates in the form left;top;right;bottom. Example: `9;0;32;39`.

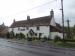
50;17;56;26
9;27;63;39
50;32;63;39
9;26;50;38
8;28;12;33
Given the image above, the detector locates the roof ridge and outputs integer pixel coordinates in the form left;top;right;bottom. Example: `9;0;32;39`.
10;15;52;27
15;15;50;22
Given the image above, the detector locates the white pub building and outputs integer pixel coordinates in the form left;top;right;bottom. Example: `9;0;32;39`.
9;9;63;39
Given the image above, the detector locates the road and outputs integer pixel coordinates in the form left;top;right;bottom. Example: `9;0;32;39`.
0;38;75;56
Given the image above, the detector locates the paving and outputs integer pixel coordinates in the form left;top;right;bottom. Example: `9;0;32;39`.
0;38;75;56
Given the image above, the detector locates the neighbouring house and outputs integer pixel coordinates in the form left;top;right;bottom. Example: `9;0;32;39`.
0;23;8;37
8;9;63;39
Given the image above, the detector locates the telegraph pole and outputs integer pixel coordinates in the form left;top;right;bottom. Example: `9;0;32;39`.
67;19;71;39
61;0;65;39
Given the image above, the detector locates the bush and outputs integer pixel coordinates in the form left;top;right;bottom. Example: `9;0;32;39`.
47;38;52;41
41;36;48;42
38;33;42;40
10;31;15;39
6;32;10;39
15;33;25;39
6;31;15;39
54;36;61;42
27;37;32;41
15;33;20;39
32;37;38;40
19;33;25;39
43;36;48;41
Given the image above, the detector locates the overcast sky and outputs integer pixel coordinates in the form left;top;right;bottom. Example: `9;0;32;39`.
0;0;75;27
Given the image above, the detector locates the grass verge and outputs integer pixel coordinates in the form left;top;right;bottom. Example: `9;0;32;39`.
54;41;75;48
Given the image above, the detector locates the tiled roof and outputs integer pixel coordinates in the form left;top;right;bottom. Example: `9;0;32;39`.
50;23;62;32
10;16;52;28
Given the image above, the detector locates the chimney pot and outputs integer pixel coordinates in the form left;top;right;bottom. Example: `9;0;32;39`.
50;9;54;17
27;15;30;20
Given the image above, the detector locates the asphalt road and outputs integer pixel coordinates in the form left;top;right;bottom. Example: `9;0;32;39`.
0;38;75;56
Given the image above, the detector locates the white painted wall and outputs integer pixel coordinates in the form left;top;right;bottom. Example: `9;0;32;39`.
8;28;12;32
9;26;50;38
50;17;56;26
9;26;63;39
50;32;63;39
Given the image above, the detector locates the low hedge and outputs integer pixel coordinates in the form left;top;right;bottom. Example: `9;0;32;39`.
62;39;75;42
55;39;75;42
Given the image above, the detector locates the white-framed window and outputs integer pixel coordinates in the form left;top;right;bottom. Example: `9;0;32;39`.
18;27;20;31
36;26;40;30
26;27;29;30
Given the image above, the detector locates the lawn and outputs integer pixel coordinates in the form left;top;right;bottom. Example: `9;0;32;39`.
54;41;75;48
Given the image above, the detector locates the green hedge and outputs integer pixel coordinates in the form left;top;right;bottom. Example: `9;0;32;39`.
54;39;75;42
61;39;75;42
53;36;61;42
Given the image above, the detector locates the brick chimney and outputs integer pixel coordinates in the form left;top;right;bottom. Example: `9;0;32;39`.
50;9;54;18
27;15;30;21
13;19;15;23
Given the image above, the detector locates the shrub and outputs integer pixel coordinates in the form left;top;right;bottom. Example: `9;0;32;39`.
27;37;32;41
15;33;25;39
41;36;47;42
10;31;15;39
6;32;10;39
39;33;42;40
6;31;15;39
47;38;52;41
54;36;61;42
15;33;20;39
32;37;38;40
19;33;25;39
43;36;48;41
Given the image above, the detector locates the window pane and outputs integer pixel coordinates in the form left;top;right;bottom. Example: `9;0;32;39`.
37;26;40;30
